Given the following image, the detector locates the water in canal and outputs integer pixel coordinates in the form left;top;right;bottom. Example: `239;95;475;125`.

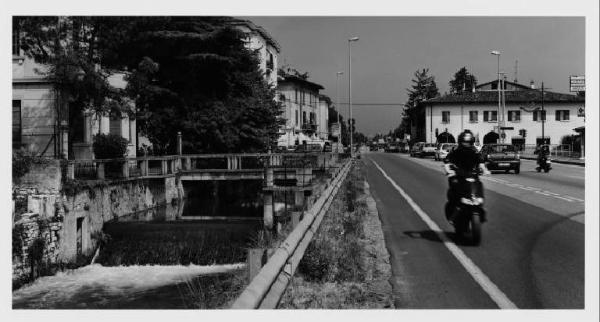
13;181;277;309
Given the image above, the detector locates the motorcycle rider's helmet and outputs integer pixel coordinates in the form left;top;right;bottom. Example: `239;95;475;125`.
457;130;475;148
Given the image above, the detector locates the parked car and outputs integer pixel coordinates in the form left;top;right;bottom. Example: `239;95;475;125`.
435;143;457;161
418;143;437;158
410;142;424;157
481;143;521;174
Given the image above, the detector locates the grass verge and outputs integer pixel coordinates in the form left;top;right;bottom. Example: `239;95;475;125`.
278;160;394;309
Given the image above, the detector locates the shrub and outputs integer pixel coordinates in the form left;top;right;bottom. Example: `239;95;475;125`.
92;133;129;159
12;149;47;179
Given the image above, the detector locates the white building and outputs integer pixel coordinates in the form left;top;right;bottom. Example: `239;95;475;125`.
277;75;326;145
317;95;330;140
228;19;280;87
12;37;136;159
421;80;585;147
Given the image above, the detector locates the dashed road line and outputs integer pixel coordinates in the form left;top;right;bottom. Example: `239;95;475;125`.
370;159;518;309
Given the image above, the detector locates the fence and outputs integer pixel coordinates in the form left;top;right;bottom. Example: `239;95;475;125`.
64;152;347;181
520;144;581;159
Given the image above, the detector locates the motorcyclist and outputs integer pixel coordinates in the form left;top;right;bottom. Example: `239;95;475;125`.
443;130;490;223
536;144;550;164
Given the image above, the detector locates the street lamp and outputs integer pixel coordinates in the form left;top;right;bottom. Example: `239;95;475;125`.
348;37;359;157
336;71;344;152
491;50;501;142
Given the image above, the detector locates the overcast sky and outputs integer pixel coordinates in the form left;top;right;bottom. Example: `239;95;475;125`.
242;17;585;136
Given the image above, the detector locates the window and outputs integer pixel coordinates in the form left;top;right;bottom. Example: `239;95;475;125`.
533;110;546;122
469;111;478;123
12;100;21;149
109;115;122;137
555;110;570;121
295;110;298;126
441;111;450;123
303;111;307;124
294;90;298;103
508;110;521;122
483;111;498;122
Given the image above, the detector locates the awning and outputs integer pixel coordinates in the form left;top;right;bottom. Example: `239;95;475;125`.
573;126;585;133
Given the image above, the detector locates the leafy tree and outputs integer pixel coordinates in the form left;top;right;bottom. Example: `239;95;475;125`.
400;68;440;142
110;17;284;154
15;16;284;155
449;66;477;94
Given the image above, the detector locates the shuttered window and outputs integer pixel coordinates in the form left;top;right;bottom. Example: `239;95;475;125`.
12;100;21;149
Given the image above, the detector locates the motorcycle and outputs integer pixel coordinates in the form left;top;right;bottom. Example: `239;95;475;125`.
445;165;485;245
536;156;552;173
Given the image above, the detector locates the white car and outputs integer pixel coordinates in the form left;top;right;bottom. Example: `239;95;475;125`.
435;143;457;161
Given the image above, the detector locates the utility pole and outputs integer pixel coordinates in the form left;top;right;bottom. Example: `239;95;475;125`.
541;82;545;145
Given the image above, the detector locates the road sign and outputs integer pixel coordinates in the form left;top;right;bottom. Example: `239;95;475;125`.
577;107;585;117
500;127;514;130
500;132;506;139
569;76;585;92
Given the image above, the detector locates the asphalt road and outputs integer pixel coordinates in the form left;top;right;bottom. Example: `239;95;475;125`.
363;152;584;309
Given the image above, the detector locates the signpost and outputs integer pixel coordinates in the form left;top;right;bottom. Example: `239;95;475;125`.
577;107;585;117
569;76;585;92
500;126;514;130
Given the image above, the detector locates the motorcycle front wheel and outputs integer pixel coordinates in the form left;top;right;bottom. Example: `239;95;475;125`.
470;216;482;246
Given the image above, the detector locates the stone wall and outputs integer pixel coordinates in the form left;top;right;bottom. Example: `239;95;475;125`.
12;165;184;288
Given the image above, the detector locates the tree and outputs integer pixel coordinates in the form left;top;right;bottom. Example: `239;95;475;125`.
401;68;440;142
115;17;284;154
449;67;477;94
17;17;284;155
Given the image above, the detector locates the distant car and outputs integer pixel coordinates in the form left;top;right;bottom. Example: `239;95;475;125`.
410;142;424;157
481;143;521;174
385;143;401;153
418;143;437;158
435;143;457;161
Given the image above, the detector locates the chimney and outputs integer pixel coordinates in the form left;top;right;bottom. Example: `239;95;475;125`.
530;80;536;89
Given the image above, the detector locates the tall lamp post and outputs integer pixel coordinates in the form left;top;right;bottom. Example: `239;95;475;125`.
336;71;344;152
491;50;501;142
348;37;359;157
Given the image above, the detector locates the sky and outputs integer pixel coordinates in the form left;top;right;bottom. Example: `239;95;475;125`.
242;17;585;136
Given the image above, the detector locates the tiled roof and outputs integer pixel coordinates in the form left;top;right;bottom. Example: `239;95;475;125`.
425;89;584;104
278;75;324;91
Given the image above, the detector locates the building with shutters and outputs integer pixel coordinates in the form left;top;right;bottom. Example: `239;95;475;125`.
419;79;585;147
12;45;137;159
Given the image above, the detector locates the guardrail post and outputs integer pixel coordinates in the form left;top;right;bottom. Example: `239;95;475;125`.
67;163;75;180
122;161;129;178
247;248;265;283
97;163;105;180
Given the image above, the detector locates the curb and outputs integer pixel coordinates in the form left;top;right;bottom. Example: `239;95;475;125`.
520;156;585;167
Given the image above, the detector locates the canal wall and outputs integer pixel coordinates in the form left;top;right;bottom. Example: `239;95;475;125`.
12;160;185;288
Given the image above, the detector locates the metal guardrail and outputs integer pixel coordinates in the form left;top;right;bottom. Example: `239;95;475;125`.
231;159;353;309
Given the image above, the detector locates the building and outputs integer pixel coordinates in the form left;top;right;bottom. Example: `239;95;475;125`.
277;75;325;144
420;79;585;147
227;18;281;87
317;95;331;140
12;33;136;159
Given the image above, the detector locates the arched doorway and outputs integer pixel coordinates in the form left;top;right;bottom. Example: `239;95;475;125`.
437;132;456;143
483;131;499;144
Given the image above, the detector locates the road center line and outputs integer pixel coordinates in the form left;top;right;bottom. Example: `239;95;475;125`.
370;159;518;309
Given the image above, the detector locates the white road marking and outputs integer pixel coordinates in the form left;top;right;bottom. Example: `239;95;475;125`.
554;196;575;202
564;196;585;202
370;159;518;309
